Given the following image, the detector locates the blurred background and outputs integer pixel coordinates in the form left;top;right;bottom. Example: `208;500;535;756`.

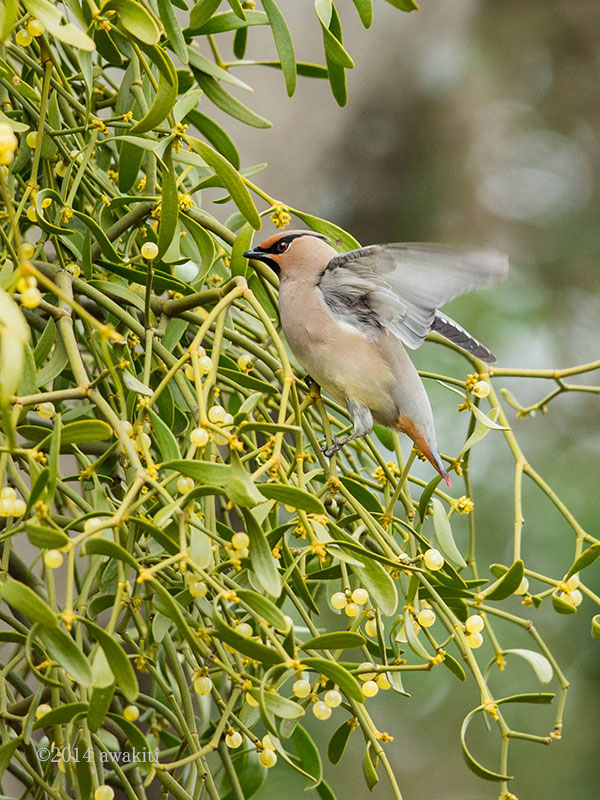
206;1;600;797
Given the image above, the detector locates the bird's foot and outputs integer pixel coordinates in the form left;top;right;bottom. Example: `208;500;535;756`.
322;436;347;458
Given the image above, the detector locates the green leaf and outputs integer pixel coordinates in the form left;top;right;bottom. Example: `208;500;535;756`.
458;407;500;456
331;528;397;615
291;209;360;251
328;719;353;764
418;475;441;522
241;508;281;597
212;606;284;663
22;0;95;49
351;0;372;27
17;342;37;396
194;72;271;131
158;146;179;257
482;560;524;601
301;631;365;651
339;477;382;514
261;691;304;720
0;290;29;400
187;110;240;168
220;369;278;395
107;0;161;44
230;221;254;276
148;407;181;462
186;136;261;229
442;652;466;682
33;702;88;730
460;706;512;782
258;483;326;515
322;1;347;106
157;0;187;62
292;725;322;784
592;614;600;642
26;467;49;514
0;0;18;43
301;657;363;702
226;451;265;508
314;0;354;68
432;498;466;568
362;742;379;790
80;618;139;701
72;209;123;262
188;9;268;34
88;648;115;732
0;738;20;780
383;0;418;9
189;0;221;29
37;625;92;686
503;649;553;684
37;420;113;449
262;0;296;96
25;522;70;549
404;609;431;660
85;538;139;571
551;592;577;615
130;45;177;134
0;576;57;627
162;459;232;485
470;403;509;431
236;589;288;630
565;543;600;579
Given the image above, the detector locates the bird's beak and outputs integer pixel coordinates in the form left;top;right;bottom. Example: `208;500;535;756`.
243;249;280;275
243;249;262;260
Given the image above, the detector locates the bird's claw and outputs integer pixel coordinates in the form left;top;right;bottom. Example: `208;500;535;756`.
322;436;345;458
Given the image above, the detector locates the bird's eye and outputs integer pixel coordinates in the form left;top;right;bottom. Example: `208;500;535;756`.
276;240;289;253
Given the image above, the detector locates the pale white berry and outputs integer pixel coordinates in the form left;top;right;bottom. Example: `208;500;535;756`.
259;748;277;767
324;690;342;708
208;405;226;424
194;676;212;695
466;632;483;649
362;680;379;698
351;588;369;605
330;592;347;610
365;619;378;638
465;614;484;634
293;679;311;698
471;380;490;398
417;609;436;628
174;260;199;282
141;242;159;260
190;427;209;447
312;701;331;720
423;548;444;571
514;577;529;595
225;731;242;749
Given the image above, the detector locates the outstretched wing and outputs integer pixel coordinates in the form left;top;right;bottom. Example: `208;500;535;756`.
318;244;508;360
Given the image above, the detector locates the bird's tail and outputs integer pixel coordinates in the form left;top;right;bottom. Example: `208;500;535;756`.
432;311;497;364
397;416;451;487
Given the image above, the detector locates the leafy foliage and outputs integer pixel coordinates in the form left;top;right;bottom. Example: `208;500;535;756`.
0;1;598;798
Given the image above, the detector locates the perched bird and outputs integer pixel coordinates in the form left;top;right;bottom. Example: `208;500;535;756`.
244;232;508;485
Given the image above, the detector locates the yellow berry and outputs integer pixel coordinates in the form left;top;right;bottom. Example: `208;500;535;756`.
471;380;490;398
189;580;207;598
208;405;226;424
26;206;37;222
237;353;254;371
344;602;360;618
16;29;33;46
565;574;580;592
376;673;391;690
141;241;159;260
19;243;34;259
365;619;378;638
236;622;253;638
465;614;484;634
94;787;114;800
312;701;331;720
362;680;379;698
417;609;436;628
423;548;444;571
231;532;249;550
324;689;342;708
190;427;209;447
193;676;212;695
184;364;195;381
55;161;68;177
44;549;63;569
177;475;194;494
0;498;14;517
35;703;52;719
84;517;106;535
0;487;16;500
27;19;44;36
330;591;347;610
198;355;213;374
351;588;369;605
293;679;311;698
466;631;483;649
65;262;80;277
225;731;242;748
11;498;26;517
262;734;274;749
245;692;259;707
357;662;376;681
21;286;41;308
514;577;529;596
26;131;38;149
123;705;139;722
259;748;277;768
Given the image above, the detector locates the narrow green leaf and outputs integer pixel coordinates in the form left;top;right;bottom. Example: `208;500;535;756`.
80;618;139;701
339;477;383;514
314;0;354;68
471;403;509;431
292;725;322;784
591;614;600;642
37;420;113;449
130;45;177;134
189;0;221;29
212;607;284;663
258;483;326;515
291;209;360;251
26;467;49;513
241;508;281;597
186;136;261;228
328;719;353;764
432;498;466;568
194;73;271;130
482;560;524;601
330;528;397;615
26;522;70;549
157;0;188;62
186;110;240;168
162;459;232;485
85;539;139;571
262;0;296;96
323;2;347;106
261;692;304;719
404;609;431;660
158;145;179;257
301;657;363;702
551;592;577;615
418;475;442;522
188;9;268;34
231;221;254;276
0;576;57;627
362;742;379;790
148;407;181;462
22;0;95;49
384;0;418;9
503;649;553;684
37;625;92;686
442;652;466;682
351;0;372;27
236;589;288;630
460;707;512;782
108;0;161;44
565;543;600;579
33;702;88;730
0;738;20;780
301;631;365;651
458;407;499;456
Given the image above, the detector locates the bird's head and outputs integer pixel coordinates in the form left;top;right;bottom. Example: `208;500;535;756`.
244;230;336;280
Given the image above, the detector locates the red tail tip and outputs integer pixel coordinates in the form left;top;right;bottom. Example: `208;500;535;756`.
443;474;452;488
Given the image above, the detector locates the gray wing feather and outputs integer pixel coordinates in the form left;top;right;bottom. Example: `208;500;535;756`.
319;244;508;351
432;311;497;364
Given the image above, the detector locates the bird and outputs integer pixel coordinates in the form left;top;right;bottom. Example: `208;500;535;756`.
244;231;508;486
